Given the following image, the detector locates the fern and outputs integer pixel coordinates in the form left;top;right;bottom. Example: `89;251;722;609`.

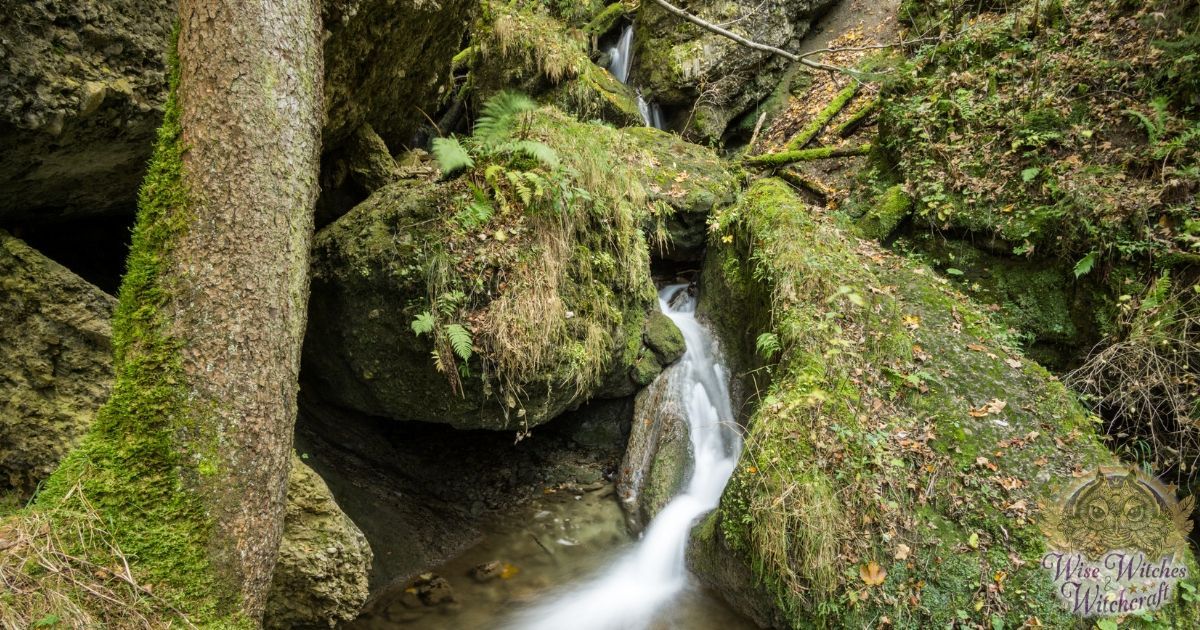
432;136;474;175
446;324;474;361
474;91;537;147
756;332;781;360
502;139;559;169
411;311;435;336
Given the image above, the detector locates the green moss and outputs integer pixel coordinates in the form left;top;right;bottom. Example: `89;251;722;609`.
583;2;627;36
29;29;246;627
855;184;911;240
745;144;872;166
785;83;859;150
643;311;684;364
695;178;1153;628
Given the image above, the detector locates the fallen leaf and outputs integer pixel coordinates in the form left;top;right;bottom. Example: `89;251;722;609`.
895;544;911;561
860;561;887;586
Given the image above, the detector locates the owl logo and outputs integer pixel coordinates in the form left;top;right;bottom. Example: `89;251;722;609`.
1041;466;1194;561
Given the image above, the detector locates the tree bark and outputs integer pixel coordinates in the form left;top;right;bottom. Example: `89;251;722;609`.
173;0;323;618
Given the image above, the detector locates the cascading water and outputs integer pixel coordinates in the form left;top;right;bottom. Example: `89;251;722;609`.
607;24;635;84
506;284;743;630
606;24;665;130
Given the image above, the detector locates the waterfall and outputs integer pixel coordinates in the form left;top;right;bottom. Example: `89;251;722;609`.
506;284;743;630
606;23;665;130
607;24;635;84
636;94;665;130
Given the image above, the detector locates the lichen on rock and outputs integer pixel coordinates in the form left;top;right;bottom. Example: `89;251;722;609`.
264;454;373;630
0;231;115;496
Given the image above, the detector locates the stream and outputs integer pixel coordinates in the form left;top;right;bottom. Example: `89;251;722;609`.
347;285;752;629
504;285;744;629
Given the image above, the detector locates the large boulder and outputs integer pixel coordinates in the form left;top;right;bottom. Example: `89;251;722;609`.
0;0;476;222
0;231;115;495
632;0;839;142
0;0;173;220
264;454;373;630
687;179;1144;627
617;361;691;531
303;109;734;430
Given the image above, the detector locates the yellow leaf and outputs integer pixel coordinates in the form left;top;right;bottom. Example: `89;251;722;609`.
859;561;887;586
499;562;520;579
894;543;911;561
968;532;980;549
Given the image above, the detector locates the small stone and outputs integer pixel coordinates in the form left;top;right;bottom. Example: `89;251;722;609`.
470;560;503;582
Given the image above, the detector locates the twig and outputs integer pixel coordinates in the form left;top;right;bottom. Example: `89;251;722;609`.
748;110;768;149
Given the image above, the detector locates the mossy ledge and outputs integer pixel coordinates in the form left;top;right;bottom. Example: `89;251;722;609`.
1;31;248;627
690;178;1199;628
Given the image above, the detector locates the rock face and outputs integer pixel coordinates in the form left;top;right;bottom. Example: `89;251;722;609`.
264;454;373;630
689;179;1126;627
0;231;115;495
633;0;839;142
0;0;174;220
321;0;477;148
0;0;475;222
303;110;729;430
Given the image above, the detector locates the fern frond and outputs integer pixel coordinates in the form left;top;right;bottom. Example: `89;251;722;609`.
411;311;435;336
474;91;537;147
505;140;559;169
756;332;781;360
431;137;474;175
446;324;474;361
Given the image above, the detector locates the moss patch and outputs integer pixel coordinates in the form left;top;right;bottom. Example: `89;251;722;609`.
689;178;1190;628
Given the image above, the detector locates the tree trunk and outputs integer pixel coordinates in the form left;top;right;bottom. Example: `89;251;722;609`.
172;0;324;618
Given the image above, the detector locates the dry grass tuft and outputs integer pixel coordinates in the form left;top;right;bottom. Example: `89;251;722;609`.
0;484;194;629
1068;273;1200;476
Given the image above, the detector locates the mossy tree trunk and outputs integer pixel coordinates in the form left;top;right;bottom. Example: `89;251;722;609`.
30;1;325;624
171;0;325;618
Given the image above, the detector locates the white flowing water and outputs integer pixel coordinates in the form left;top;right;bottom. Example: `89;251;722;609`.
606;23;666;130
506;285;743;630
636;94;665;130
607;24;635;84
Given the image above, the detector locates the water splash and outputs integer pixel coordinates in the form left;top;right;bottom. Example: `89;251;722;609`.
506;284;742;630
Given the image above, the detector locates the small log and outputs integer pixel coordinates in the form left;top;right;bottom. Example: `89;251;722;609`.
834;98;880;138
745;144;872;167
786;83;859;150
779;168;834;201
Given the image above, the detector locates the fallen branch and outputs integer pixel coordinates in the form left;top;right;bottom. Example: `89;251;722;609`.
649;0;939;76
745;144;871;167
649;0;846;74
834;98;880;138
786;83;859;150
779;168;834;201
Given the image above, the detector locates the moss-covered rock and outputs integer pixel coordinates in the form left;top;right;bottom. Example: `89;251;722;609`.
305;108;725;430
632;0;838;142
623;126;741;260
687;178;1195;627
461;5;643;128
644;310;685;364
0;231;115;496
618;363;692;531
264;454;372;630
854;183;911;241
322;0;478;148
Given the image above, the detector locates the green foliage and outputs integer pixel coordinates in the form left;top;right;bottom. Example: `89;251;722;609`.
411;311;435;336
1073;251;1097;278
474;90;537;146
755;332;781;360
445;324;474;361
432;137;475;175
